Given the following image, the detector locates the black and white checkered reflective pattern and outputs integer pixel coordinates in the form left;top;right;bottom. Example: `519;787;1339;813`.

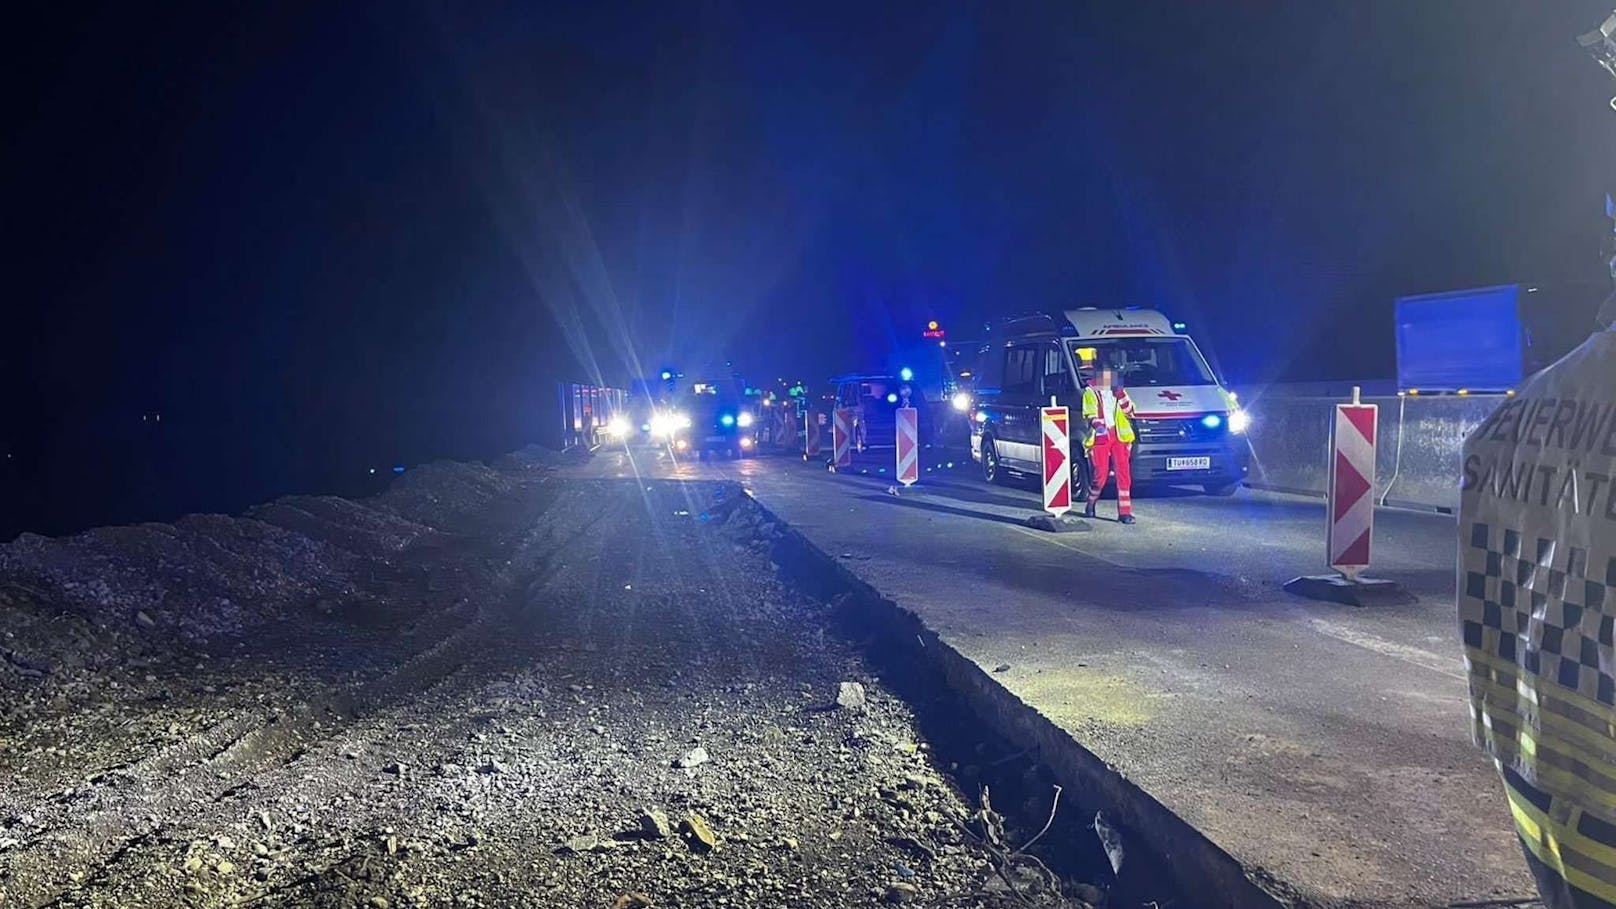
1462;521;1616;703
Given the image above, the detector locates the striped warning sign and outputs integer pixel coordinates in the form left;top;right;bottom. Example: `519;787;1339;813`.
831;407;854;470
804;407;823;458
1328;402;1378;574
895;406;919;486
1041;406;1072;516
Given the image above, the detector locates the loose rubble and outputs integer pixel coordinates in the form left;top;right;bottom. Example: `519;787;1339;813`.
0;454;1100;907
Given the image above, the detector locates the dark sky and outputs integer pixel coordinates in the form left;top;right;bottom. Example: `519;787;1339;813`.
4;0;1615;534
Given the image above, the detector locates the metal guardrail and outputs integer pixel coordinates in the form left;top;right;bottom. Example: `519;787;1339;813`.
1244;391;1504;513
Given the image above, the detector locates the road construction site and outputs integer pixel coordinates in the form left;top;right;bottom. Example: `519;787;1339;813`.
0;450;1130;909
0;440;1533;908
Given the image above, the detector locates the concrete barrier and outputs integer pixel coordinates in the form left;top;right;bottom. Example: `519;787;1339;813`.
1245;391;1504;513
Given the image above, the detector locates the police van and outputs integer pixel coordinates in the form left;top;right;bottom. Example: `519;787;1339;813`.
968;308;1250;496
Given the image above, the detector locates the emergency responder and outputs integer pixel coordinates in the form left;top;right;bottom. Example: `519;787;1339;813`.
1463;15;1616;906
1082;363;1136;524
1074;348;1099;505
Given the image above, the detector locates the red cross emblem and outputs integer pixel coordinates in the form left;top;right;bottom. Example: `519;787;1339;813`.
1157;390;1183;401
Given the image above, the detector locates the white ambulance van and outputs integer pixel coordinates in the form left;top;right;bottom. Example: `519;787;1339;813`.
968;308;1250;496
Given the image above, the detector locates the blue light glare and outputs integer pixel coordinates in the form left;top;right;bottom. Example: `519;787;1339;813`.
1201;414;1223;429
660;370;673;381
886;393;898;404
720;414;735;426
899;367;914;382
392;466;406;473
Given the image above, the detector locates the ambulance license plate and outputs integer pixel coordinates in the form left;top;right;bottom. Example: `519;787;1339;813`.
1167;457;1211;471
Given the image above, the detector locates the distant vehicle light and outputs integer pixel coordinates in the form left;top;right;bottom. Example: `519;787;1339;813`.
974;411;988;423
951;392;971;412
886;393;899;404
660;370;673;381
927;320;939;331
1228;409;1251;434
720;414;736;427
1172;322;1188;331
1201;414;1223;429
605;415;632;437
650;412;692;437
737;412;754;427
392;466;405;473
899;367;914;382
675;439;689;451
739;436;754;448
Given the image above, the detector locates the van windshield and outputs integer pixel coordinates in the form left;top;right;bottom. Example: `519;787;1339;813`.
1067;338;1216;387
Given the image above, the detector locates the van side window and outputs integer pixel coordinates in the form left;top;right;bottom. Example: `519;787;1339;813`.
1041;344;1073;396
1002;345;1038;395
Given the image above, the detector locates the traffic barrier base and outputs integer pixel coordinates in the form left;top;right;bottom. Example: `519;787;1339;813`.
1025;514;1089;533
1282;574;1416;607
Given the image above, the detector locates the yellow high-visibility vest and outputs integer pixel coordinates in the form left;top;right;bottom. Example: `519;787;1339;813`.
1081;385;1135;449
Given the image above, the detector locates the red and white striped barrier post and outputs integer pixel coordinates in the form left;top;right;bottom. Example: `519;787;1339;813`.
1022;404;1087;532
830;407;854;471
895;406;919;486
803;406;824;459
1328;390;1377;578
1041;406;1072;516
1284;387;1410;605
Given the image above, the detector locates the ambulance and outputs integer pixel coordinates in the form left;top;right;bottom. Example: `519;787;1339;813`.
968;308;1250;497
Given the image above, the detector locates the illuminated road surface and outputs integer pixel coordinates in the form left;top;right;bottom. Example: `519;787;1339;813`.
574;443;1529;907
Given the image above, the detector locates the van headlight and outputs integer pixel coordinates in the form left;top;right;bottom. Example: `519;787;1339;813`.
737;412;754;428
650;412;691;437
605;416;631;437
1228;408;1251;434
950;392;971;412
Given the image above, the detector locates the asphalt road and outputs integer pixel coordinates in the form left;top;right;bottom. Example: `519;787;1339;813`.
575;442;1533;907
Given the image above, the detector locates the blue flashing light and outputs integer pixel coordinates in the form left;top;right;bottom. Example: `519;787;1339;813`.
899;366;914;382
392;465;406;473
660;370;673;381
720;414;736;427
1201;414;1223;429
885;393;899;404
1172;322;1188;331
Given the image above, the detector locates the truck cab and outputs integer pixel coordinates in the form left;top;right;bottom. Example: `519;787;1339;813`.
968;308;1250;496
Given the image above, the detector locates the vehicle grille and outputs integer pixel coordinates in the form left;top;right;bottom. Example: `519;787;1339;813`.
1134;416;1226;444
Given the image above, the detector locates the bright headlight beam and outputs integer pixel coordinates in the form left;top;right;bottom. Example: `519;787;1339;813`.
950;392;971;412
737;412;754;427
1228;409;1251;433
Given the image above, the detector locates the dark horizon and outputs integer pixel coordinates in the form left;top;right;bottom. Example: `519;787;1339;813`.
5;0;1615;539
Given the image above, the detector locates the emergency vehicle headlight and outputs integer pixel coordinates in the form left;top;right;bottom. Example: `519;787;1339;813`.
1201;414;1223;429
739;436;754;448
899;367;914;382
951;392;971;412
737;412;754;428
720;414;736;427
886;393;899;404
1228;409;1251;434
605;416;631;437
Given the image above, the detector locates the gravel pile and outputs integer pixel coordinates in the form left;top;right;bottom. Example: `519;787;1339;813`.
0;461;1098;908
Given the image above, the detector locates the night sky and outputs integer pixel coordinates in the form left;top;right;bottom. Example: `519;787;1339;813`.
4;0;1615;537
